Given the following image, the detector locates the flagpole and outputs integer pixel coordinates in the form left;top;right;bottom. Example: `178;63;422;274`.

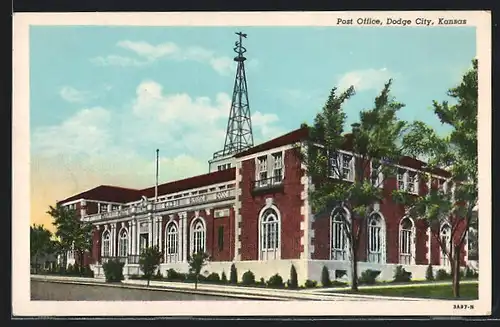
155;149;159;203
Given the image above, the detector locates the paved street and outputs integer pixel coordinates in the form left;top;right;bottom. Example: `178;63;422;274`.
31;280;245;301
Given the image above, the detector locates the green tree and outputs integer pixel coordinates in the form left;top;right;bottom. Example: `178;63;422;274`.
188;251;210;290
138;246;163;286
48;204;93;269
302;81;407;291
395;59;478;298
30;224;54;273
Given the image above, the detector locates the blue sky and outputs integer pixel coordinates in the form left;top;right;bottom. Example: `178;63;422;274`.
29;26;476;226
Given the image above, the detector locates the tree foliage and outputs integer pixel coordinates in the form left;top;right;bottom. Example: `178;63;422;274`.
302;81;407;291
48;204;93;268
138;246;163;286
395;59;478;298
30;224;54;272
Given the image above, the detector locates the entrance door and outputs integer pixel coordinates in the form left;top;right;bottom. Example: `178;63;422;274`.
139;233;149;254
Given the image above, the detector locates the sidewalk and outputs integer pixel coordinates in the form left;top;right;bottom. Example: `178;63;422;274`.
310;279;479;293
31;275;437;301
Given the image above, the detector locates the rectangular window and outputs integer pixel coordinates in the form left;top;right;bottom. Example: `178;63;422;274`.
99;203;108;213
258;156;268;186
397;168;406;191
407;171;418;194
329;152;354;182
371;160;383;188
218;226;224;251
272;152;283;183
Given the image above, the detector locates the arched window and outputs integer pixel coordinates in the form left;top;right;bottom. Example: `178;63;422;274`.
190;219;206;254
368;213;385;263
102;230;110;258
165;222;179;263
331;207;349;260
440;223;451;266
399;217;415;265
118;228;128;257
259;207;281;260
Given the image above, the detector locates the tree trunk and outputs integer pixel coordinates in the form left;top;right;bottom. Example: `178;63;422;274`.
147;278;150;287
452;244;461;298
350;246;358;292
195;276;198;290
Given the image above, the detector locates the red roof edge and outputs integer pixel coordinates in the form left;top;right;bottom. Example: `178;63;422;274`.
234;126;309;158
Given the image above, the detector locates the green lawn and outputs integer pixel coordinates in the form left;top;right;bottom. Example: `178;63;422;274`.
337;283;478;300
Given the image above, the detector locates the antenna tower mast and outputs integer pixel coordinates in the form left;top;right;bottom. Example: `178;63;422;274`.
221;31;254;156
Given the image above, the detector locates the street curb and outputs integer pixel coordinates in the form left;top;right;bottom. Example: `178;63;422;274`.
30;276;292;301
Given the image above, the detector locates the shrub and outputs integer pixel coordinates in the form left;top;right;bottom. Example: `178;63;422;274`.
129;274;141;280
335;270;347;279
230;263;238;284
267;274;284;288
67;264;74;275
463;267;479;279
435;269;451;281
83;265;94;278
321;266;332;287
221;271;228;283
102;259;124;282
304;279;318;288
58;265;66;275
206;272;221;283
359;269;381;285
393;266;412;283
167;268;181;281
330;280;348;287
289;265;298;289
425;265;434;281
255;277;266;286
242;270;256;285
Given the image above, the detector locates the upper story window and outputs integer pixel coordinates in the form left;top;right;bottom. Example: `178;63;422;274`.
329;151;355;182
272;152;283;183
254;151;285;190
99;203;108;213
397;168;419;195
217;163;231;171
111;205;120;211
370;160;384;188
66;203;77;211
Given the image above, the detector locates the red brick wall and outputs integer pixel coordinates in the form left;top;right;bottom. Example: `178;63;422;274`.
211;210;233;261
238;147;304;261
86;202;98;215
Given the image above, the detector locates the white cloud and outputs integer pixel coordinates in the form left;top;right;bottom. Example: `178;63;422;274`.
59;86;91;103
337;68;395;92
91;40;258;76
90;55;149;67
33;80;283;194
33;107;112;157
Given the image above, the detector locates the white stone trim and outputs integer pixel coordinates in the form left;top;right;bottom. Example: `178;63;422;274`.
234;161;242;261
257;201;282;261
164;219;180;263
236;144;295;162
110;223;117;257
130;219;136;256
189;215;207;255
59;198;83;206
367;210;387;264
398;216;416;265
299;148;311;260
148;215;153;248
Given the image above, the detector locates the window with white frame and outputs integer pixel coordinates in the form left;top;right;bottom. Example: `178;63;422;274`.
272;152;283;183
370;160;384;188
399;217;414;264
440;223;451;266
165;222;179;263
368;213;385;263
112;205;120;211
118;228;128;257
330;152;355;182
102;230;111;257
259;207;280;260
397;168;419;194
257;156;268;186
191;219;206;254
331;208;348;260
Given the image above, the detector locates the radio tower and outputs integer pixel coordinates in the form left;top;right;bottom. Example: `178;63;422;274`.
222;31;254;155
209;32;254;171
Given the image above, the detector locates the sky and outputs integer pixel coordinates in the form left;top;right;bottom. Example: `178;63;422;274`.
29;26;476;231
